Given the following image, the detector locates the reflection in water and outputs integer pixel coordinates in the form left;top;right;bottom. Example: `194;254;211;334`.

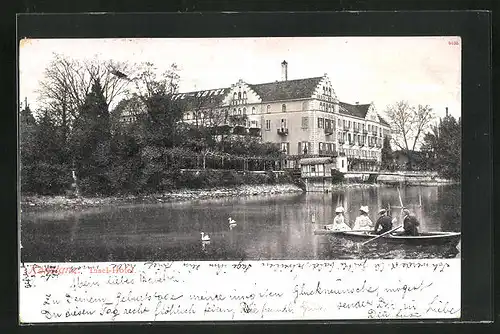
21;185;461;262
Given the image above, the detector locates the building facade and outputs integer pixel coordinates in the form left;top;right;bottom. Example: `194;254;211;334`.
129;61;391;171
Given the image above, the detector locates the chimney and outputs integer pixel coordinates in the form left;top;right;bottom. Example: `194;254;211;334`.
445;107;448;117
281;60;288;81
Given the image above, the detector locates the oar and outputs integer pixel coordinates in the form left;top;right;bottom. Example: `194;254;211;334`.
361;225;403;246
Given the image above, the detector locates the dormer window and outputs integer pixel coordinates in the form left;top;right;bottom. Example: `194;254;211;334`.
282;104;286;112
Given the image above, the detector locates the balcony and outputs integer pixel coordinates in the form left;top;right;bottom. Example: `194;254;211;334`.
343;125;350;131
319;149;338;157
372;131;378;136
368;142;375;148
324;127;334;135
353;128;360;133
363;130;368;134
277;128;289;136
338;139;345;145
349;141;355;146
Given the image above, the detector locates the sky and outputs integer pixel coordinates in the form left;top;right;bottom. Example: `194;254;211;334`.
19;37;461;120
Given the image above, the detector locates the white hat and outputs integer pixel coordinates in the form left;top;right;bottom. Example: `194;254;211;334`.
335;206;344;213
360;206;369;213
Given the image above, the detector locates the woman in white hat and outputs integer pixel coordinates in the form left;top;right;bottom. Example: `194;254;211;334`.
353;206;374;231
326;206;351;231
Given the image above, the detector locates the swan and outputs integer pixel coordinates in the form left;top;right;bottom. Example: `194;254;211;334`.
228;217;237;230
200;232;211;241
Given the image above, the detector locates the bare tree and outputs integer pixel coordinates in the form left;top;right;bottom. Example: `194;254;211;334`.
385;101;434;168
36;53;136;141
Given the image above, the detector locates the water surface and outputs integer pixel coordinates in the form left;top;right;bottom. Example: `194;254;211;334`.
21;185;461;262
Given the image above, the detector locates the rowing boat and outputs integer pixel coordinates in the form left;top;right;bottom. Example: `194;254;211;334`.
314;229;461;246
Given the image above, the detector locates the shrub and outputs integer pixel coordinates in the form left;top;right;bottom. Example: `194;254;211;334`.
331;169;345;184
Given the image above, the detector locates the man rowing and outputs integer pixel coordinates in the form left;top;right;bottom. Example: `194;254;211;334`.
397;208;420;236
373;208;393;235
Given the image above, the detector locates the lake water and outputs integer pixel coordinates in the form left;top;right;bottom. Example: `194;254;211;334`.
21;184;461;262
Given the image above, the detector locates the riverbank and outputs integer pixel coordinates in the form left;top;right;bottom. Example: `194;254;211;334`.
21;183;304;211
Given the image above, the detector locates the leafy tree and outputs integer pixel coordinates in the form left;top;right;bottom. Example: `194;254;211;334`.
421;114;461;180
380;136;393;170
21;108;72;195
71;81;112;195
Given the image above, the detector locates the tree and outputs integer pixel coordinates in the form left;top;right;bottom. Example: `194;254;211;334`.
37;53;135;144
380;136;393;170
21;109;72;195
421;114;461;180
71;81;113;195
385;101;434;169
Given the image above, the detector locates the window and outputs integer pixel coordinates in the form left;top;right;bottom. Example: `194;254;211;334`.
298;141;310;155
243;108;246;115
301;116;309;129
282;104;286;112
342;160;344;168
233;92;237;100
233;108;237;115
348;121;351;128
280;142;290;154
318;118;324;128
243;91;247;99
238;92;241;99
267;105;271;113
238;108;242;115
265;119;271;130
319;142;324;151
252;107;256;114
338;119;342;127
280;118;287;129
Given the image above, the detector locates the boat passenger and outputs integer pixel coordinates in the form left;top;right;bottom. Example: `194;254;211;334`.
352;206;374;231
326;206;351;231
399;208;420;236
373;209;393;235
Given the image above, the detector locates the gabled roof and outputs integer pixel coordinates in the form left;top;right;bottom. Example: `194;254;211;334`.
338;102;371;119
248;77;323;102
377;114;390;126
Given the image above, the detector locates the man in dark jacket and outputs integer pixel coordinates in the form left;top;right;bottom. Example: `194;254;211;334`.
373;209;393;235
401;208;420;236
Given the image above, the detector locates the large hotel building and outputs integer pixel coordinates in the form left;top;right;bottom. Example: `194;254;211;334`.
125;61;391;172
